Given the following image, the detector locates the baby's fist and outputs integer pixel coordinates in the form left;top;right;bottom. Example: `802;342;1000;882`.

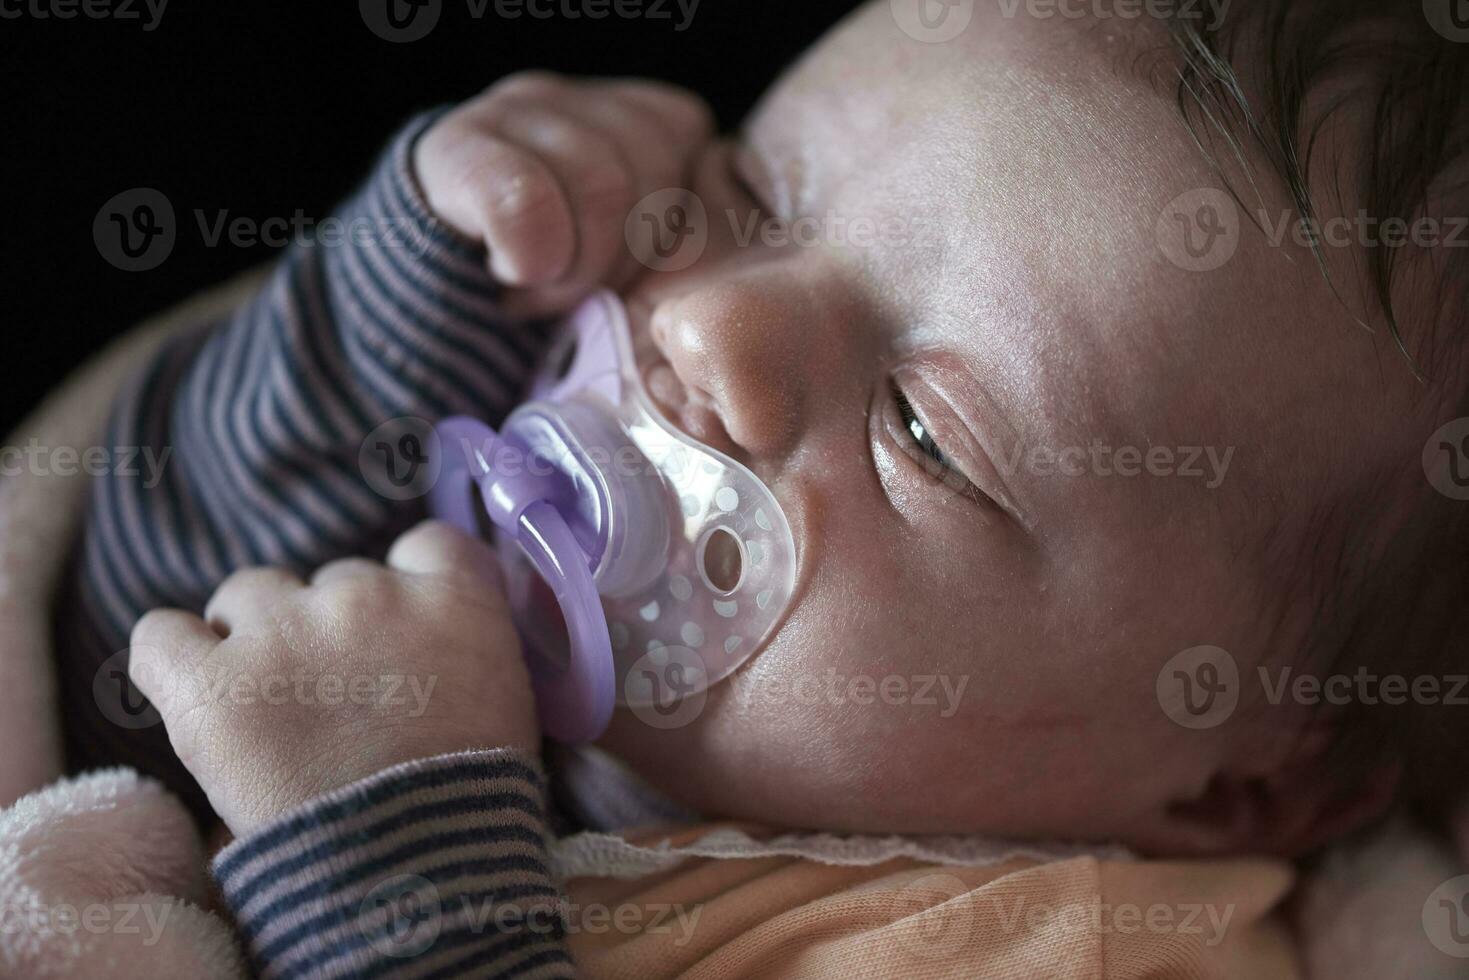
414;72;714;314
128;521;537;837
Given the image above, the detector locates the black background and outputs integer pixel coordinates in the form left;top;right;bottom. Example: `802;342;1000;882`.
3;0;860;430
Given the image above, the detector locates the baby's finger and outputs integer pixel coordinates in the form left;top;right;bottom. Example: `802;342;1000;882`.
495;108;636;298
386;519;507;591
310;557;383;588
419;123;577;286
553;96;704;290
597;78;716;153
129;608;219;714
204;567;305;637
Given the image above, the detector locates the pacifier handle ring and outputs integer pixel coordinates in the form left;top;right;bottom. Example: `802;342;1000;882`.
431;416;615;743
427;419;484;533
515;500;615;741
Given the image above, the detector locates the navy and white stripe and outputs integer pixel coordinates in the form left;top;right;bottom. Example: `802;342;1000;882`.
214;749;576;980
55;112;540;815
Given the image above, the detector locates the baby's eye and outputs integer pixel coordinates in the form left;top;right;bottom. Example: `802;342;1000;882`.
888;381;996;509
881;379;998;511
892;381;953;472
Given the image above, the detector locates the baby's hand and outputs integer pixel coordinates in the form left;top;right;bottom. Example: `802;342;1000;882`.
128;521;537;838
414;72;714;315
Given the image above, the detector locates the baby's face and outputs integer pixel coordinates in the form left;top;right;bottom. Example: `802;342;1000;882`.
601;0;1423;850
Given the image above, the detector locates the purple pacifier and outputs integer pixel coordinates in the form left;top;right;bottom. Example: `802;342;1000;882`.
430;291;798;744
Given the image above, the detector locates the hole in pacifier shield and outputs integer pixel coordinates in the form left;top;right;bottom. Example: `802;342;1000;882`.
698;526;745;595
625;645;708;729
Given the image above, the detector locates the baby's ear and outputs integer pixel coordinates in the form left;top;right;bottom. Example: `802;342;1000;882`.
1155;723;1401;857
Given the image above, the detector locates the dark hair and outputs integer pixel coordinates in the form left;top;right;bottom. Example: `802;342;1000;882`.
1165;0;1469;823
1168;0;1469;375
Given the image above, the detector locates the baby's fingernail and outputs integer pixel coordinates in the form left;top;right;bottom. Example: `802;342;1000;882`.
490;247;571;288
490;249;530;285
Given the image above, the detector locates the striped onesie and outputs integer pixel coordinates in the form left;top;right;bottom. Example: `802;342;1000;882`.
55;113;580;979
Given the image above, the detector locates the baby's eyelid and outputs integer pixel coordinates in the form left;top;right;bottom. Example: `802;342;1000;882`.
884;380;999;511
890;371;1035;527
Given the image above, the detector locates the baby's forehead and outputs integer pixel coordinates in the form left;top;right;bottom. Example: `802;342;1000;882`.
750;3;1225;247
752;2;1416;507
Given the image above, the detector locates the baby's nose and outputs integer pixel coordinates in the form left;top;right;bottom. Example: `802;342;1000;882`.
650;277;822;459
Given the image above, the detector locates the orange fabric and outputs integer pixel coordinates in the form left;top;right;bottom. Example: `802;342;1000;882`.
564;826;1300;979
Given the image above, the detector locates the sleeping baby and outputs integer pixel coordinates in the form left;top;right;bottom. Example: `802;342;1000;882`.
54;0;1469;975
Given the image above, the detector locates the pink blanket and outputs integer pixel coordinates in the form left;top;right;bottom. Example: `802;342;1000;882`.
0;768;246;978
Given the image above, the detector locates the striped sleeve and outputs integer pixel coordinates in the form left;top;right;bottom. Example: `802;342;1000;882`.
213;749;577;980
56;111;540;813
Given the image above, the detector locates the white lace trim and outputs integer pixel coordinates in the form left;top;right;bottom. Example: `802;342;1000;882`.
550;826;1133;881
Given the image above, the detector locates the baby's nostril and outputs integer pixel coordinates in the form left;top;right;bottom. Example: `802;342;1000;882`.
699;526;745;595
